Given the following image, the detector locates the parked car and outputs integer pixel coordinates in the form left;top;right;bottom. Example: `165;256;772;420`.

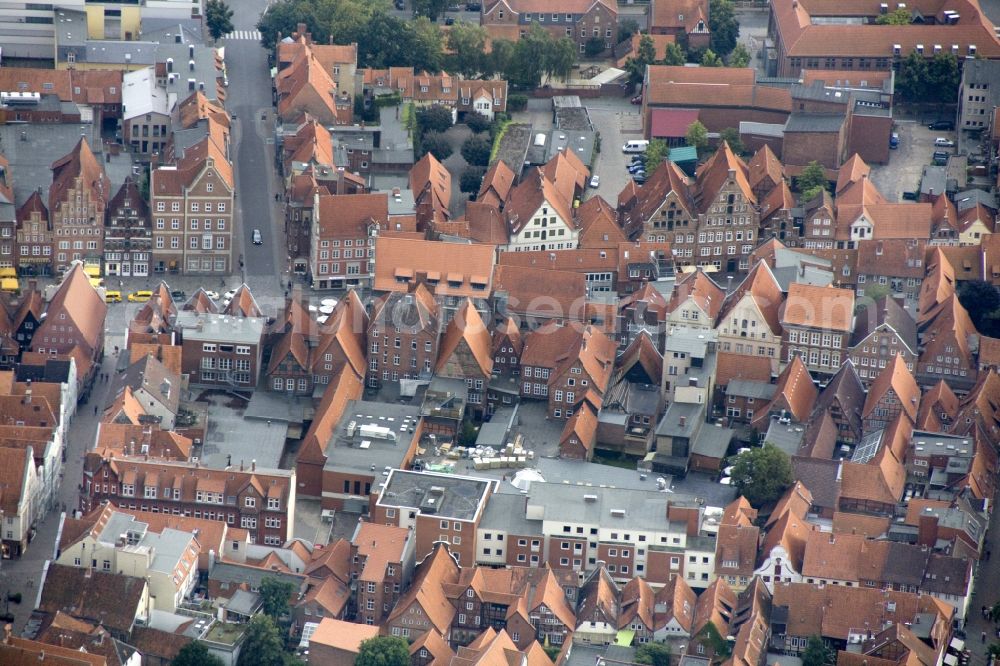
889;133;899;149
394;0;405;8
633;173;647;184
589;175;600;188
445;16;455;24
631;155;646;165
127;290;153;302
465;2;481;9
171;289;186;301
104;290;122;303
628;163;646;174
252;229;262;245
934;137;956;148
902;191;920;200
928;120;955;130
204;290;220;300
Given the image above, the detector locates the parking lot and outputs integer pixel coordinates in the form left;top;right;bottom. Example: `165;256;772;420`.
585;98;644;202
869;121;958;201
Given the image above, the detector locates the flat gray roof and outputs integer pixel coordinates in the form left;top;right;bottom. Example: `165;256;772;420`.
323;399;422;473
479;492;543;535
525;482;698;530
692;424;733;459
727;379;776;401
656;402;703;438
196;392;288;470
378;469;493;522
176;311;266;345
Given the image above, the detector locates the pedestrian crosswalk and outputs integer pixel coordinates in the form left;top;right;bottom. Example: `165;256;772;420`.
224;29;261;41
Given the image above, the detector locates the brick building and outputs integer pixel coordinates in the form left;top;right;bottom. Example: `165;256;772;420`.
481;0;618;54
49;138;110;274
81;454;296;546
104;177;151;277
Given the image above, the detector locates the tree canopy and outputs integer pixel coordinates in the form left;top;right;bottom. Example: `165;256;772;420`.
446;23;488;77
174;641;225;666
421;132;453;160
644;139;671;171
625;34;658;84
634;643;672;666
796;161;828;194
237;615;298;666
719;128;745;155
411;0;447;21
958;280;1000;335
709;0;740;56
728;43;751;68
875;8;912;24
205;0;234;41
730;443;794;508
662;42;687;66
461;135;492;166
894;50;959;102
685;120;709;154
356;636;410;666
802;636;835;666
259;577;295;619
417;105;454;134
700;49;723;67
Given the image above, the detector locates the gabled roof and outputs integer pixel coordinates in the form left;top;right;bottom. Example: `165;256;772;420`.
690;577;736;638
654;575;697;634
616;331;663;384
477;160;515;208
504;167;575;236
436;299;493;376
758;498;812;572
618;159;696;231
410;629;455;666
183;288;220;314
835;154;870;195
276;49;339;122
387;542;460;634
492;317;523;358
667;268;725;320
619;576;655;630
49;138;110;213
851;295;917;356
41;263;107;357
718;260;784;334
916;379;959;431
577;196;628;248
862;354;920;422
222;284;263;318
559;400;599;458
747;144;785;194
716;523;760;576
759;355;817;425
694;142;756;213
153;135;232;195
410;152;452;222
576;565;620;625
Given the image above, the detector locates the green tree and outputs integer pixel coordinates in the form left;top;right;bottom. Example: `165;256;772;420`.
618;19;639;43
446;22;488;76
685;120;709;155
626;34;658;84
989;644;1000;661
205;0;234;41
634;643;672;666
958;280;1000;332
802;636;835;666
728;42;751;68
460;167;486;193
796;160;828;194
259;577;295;619
801;185;824;202
173;641;225;666
719;127;745;155
409;16;444;72
928;52;960;103
421;132;453;160
730;443;795;508
486;39;516;79
510;26;550;87
696;622;732;659
700;48;723;67
461;135;492;166
417;105;454;134
709;0;740;57
356;636;410;666
411;0;447;21
257;0;390;50
644;139;671;171
875;7;911;24
584;36;607;57
545;37;578;82
662;42;687;66
236;615;290;666
896;50;929;103
507;93;528;112
465;113;491;133
863;283;892;301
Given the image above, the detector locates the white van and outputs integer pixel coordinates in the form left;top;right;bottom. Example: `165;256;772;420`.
622;140;650;154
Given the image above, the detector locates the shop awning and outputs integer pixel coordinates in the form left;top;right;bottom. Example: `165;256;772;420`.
0;268;16;278
614;630;635;646
1;278;18;291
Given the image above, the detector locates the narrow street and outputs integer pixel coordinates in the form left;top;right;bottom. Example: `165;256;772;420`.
957;494;1000;666
0;351;117;633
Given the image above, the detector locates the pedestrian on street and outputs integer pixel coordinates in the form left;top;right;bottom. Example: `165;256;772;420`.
93;405;98;415
983;631;988;642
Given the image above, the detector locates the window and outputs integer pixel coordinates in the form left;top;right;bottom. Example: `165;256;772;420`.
245;497;256;508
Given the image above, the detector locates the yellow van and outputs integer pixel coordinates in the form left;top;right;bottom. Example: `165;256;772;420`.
128;290;153;302
104;290;122;303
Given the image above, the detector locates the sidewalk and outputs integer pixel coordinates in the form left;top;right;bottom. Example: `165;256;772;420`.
958;497;1000;666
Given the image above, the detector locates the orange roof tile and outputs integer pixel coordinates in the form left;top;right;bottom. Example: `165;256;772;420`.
781;283;855;331
862;354;920;422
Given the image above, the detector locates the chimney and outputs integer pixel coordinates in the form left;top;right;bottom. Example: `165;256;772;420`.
23;390;31;404
189;60;196;72
189;44;195;58
251;459;256;472
679;415;687;427
167;58;173;72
